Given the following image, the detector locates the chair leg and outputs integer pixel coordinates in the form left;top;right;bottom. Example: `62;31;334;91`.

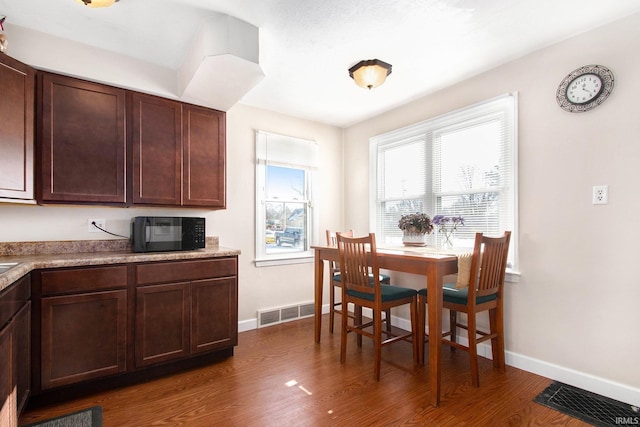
329;282;336;333
410;297;419;364
385;309;392;332
417;293;426;364
373;308;383;381
489;306;506;372
467;312;480;387
355;305;363;347
340;299;348;364
380;277;392;333
449;310;457;352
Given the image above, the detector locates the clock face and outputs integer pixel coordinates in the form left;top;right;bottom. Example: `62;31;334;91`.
556;65;614;113
566;73;603;104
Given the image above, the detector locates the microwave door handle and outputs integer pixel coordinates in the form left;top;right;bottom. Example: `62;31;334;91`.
145;219;152;248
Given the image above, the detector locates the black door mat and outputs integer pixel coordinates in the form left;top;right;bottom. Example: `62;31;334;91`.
534;381;639;426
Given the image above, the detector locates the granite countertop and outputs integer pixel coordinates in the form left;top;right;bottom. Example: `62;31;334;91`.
0;237;240;293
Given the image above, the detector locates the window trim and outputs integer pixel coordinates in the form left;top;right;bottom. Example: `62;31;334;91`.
369;93;519;276
255;131;318;267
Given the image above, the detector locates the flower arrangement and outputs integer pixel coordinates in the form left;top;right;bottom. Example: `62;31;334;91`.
398;213;434;235
432;215;465;247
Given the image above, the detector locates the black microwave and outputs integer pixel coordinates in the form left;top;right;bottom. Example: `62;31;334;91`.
131;217;206;253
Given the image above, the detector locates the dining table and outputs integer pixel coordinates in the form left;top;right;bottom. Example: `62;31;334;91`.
312;244;459;407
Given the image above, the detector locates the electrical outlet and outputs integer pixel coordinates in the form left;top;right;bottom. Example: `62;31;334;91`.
592;185;608;205
88;218;106;232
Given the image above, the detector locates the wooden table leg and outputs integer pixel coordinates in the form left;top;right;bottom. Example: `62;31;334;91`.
314;249;324;343
417;293;425;364
427;265;444;407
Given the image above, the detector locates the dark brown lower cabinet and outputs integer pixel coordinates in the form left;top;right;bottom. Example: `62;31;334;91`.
191;277;237;354
0;319;14;426
31;256;238;397
36;265;128;391
40;290;127;390
0;274;31;425
14;302;31;415
135;282;190;367
134;257;238;368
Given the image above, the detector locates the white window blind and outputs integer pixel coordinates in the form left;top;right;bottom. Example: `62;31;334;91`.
370;94;518;270
376;136;429;242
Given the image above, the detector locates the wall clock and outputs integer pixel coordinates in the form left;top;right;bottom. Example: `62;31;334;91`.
556;65;614;113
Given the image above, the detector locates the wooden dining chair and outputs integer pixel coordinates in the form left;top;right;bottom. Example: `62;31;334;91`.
326;230;391;333
418;231;511;387
336;232;418;381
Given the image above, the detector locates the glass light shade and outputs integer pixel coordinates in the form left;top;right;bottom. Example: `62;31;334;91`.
76;0;118;8
349;59;392;90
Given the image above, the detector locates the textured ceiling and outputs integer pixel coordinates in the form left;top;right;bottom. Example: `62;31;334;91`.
1;0;640;127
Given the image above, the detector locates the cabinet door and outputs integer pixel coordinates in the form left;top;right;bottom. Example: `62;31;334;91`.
40;290;127;390
131;93;182;205
191;277;238;354
13;302;30;415
0;54;35;202
182;105;226;208
135;282;190;367
0;321;16;427
39;73;126;204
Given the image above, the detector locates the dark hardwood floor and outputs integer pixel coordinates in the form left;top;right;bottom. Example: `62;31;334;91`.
19;315;589;426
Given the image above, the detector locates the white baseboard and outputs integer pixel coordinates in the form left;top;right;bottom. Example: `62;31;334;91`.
239;318;257;332
508;352;640;407
318;303;640;406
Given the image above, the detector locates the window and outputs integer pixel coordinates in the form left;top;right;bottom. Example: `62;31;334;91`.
256;131;318;266
370;94;518;271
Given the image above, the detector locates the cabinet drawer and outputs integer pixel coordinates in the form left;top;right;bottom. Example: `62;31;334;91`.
40;265;128;295
136;257;236;285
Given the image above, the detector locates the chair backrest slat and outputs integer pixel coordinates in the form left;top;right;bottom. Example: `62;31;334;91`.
326;230;353;273
471;231;511;299
336;233;379;297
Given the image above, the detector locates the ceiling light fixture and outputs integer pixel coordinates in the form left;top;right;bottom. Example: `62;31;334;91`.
348;59;392;90
76;0;119;8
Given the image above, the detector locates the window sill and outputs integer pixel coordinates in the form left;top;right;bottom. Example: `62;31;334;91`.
255;255;314;267
505;269;521;283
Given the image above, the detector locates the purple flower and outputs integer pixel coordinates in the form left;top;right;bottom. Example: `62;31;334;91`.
432;215;464;226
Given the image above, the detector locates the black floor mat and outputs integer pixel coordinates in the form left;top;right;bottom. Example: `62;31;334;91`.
534;381;639;426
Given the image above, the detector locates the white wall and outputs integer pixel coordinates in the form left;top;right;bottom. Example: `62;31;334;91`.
345;13;640;404
210;103;345;323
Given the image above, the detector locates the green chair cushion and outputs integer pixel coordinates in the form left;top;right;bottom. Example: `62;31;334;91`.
418;283;496;305
347;284;417;302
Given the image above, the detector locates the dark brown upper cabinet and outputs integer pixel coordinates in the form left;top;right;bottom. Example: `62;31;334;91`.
130;93;182;206
35;72;225;208
131;93;226;208
0;53;35;202
38;72;127;205
182;104;226;208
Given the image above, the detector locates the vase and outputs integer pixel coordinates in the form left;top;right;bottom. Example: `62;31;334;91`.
440;228;455;249
402;231;427;246
441;232;454;249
